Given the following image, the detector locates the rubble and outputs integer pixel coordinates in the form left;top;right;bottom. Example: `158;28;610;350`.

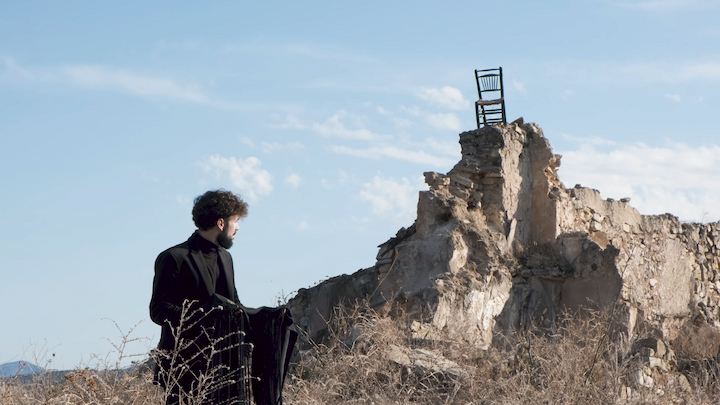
287;120;720;392
386;345;465;379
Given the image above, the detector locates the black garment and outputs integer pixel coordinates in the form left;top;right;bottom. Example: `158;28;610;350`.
195;231;230;296
150;231;239;352
151;232;239;404
150;231;297;405
200;302;298;405
243;306;298;405
197;232;220;287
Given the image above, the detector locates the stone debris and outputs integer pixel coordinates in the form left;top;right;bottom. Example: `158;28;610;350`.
385;345;465;379
287;120;720;394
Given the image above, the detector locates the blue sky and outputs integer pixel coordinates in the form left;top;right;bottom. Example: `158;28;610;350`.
1;1;719;369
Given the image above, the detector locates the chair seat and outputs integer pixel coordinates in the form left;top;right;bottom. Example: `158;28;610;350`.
476;98;504;106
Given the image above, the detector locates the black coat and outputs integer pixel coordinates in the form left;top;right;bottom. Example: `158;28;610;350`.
150;231;239;351
150;231;297;405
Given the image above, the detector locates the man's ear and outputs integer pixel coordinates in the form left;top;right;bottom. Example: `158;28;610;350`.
216;217;225;231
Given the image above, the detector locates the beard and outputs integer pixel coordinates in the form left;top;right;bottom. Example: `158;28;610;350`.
217;229;234;249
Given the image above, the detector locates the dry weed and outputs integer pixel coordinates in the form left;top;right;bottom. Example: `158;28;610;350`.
0;300;250;405
5;301;720;404
284;302;720;404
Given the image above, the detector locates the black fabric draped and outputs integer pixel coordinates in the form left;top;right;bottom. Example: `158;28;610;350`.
200;295;297;405
242;305;298;405
154;294;297;405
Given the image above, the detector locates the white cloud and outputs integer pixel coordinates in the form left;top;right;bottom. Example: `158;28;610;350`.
284;43;377;63
665;93;682;102
297;220;310;231
270;115;306;130
240;136;255;147
426;112;462;131
175;195;192;207
1;59;259;110
416;86;470;110
622;60;720;83
138;168;162;183
392;116;413;128
239;137;305;153
561;133;617;147
199;155;273;201
513;80;526;93
260;141;304;154
399;106;464;131
312;110;377;140
619;0;715;11
547;59;720;86
223;40;377;64
422;138;461;157
338;170;353;184
319;170;355;190
2;57;38;80
559;139;720;222
373;105;413;128
400;105;423;117
329;145;456;167
360;175;424;221
63;65;211;103
284;173;302;189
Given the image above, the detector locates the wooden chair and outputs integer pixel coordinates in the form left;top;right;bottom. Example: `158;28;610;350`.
475;67;506;128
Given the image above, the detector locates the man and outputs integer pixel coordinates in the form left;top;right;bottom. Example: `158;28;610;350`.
150;190;248;404
151;190;297;405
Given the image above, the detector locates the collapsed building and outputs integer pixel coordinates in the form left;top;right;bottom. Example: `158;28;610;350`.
288;120;720;369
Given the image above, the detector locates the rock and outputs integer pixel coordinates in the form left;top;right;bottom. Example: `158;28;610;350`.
450;174;474;188
677;373;692;392
424;171;450;189
287;121;720;365
386;345;465;379
636;367;655;388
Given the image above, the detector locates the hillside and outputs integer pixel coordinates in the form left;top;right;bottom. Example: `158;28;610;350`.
0;362;42;378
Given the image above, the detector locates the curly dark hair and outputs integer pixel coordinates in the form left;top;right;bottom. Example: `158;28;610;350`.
192;190;248;230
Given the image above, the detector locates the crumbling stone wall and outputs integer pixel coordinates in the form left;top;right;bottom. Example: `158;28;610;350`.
287;120;720;353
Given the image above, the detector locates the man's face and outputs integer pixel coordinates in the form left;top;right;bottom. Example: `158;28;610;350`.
217;215;240;249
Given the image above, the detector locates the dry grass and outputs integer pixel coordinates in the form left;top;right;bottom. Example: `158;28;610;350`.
283;303;720;404
4;303;720;404
0;319;163;405
0;301;248;405
0;366;163;405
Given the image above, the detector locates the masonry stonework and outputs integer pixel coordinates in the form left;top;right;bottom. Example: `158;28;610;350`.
288;120;720;356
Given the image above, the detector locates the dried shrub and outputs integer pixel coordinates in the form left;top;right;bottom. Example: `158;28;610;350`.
5;301;720;404
284;302;720;404
0;301;250;405
673;323;720;360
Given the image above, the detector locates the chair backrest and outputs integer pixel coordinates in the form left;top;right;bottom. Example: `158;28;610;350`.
475;68;503;99
474;67;506;128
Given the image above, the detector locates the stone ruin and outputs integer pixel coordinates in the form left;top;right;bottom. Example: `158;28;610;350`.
287;119;720;388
